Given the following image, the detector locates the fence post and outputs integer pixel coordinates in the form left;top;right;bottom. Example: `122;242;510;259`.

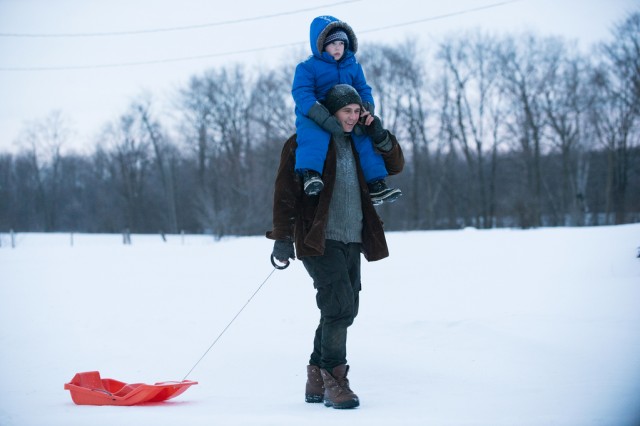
122;229;131;245
11;229;16;248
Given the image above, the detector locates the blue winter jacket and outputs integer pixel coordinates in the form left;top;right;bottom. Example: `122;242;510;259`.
292;15;374;115
292;16;386;180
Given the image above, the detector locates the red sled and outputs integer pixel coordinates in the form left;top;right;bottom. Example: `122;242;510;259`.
64;371;198;406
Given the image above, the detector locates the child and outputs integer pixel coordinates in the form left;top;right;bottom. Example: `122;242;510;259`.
291;15;402;205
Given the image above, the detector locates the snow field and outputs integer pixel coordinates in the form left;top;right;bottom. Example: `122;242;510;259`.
1;225;639;425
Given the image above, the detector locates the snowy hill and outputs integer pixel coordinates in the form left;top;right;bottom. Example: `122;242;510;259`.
1;225;639;426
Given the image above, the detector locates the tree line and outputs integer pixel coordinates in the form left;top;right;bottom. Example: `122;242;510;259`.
1;12;638;237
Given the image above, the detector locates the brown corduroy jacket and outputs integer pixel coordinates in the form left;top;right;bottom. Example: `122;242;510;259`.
266;132;404;261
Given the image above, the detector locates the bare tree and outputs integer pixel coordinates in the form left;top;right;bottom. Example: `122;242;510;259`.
497;34;562;227
592;11;640;224
541;46;594;226
16;111;72;230
135;95;179;233
177;65;258;237
177;75;215;189
2;23;638;234
438;32;504;228
359;40;450;229
246;67;296;230
248;67;295;143
99;107;153;232
404;58;450;230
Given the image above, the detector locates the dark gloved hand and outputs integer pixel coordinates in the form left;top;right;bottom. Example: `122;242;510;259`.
365;116;392;152
362;102;375;117
307;102;344;136
272;239;295;263
353;123;366;136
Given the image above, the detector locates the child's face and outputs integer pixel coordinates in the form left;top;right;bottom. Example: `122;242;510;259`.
324;41;345;61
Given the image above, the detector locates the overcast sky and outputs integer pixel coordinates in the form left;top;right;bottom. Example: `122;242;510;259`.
0;0;637;153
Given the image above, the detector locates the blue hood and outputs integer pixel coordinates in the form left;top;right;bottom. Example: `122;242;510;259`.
309;15;358;58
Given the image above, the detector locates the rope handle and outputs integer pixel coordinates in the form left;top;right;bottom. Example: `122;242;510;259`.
270;254;290;270
182;261;285;380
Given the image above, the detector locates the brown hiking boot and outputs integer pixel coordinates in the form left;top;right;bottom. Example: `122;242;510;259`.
320;364;359;409
305;365;324;403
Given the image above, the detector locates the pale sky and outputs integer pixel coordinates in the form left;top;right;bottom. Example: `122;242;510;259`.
0;0;637;153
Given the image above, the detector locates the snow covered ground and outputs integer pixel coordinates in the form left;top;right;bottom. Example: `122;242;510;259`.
1;225;639;426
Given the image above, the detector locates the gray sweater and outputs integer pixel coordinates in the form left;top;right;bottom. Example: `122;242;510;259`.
324;133;363;244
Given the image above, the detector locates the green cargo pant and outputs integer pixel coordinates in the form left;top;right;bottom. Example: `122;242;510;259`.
302;240;362;370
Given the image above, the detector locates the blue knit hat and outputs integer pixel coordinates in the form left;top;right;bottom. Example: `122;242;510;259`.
323;28;349;49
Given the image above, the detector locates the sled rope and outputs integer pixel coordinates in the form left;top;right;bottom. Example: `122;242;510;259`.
182;266;279;380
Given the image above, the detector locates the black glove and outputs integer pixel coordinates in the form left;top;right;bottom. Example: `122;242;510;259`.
272;239;295;263
365;116;392;151
352;123;366;136
362;102;375;117
307;102;344;136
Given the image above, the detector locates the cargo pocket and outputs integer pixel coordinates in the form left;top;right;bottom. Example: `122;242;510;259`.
314;271;357;325
352;280;361;319
312;271;341;316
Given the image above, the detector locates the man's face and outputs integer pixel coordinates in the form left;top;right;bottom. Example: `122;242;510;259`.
334;104;361;132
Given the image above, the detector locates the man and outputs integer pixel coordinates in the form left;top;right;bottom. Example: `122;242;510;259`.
266;84;404;409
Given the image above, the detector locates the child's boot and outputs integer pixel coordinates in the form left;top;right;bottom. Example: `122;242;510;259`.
302;170;324;196
368;179;402;205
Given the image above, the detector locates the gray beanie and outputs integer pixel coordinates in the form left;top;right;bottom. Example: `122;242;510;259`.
323;84;362;115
